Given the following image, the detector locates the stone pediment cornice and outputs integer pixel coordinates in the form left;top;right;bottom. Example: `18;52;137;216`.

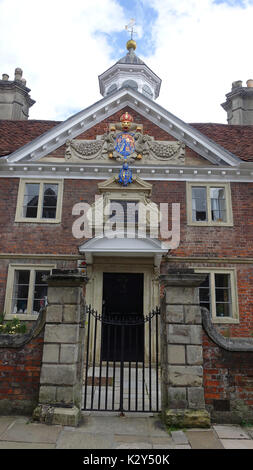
98;175;152;196
5;87;241;167
2;162;253;183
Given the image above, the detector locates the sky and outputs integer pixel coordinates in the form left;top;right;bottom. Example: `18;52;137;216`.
1;0;253;124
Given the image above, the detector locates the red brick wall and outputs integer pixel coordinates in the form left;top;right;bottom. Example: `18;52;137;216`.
0;331;44;414
203;332;253;422
0;177;100;255
1;177;253;336
161;261;253;339
1;179;253;258
0;108;253;337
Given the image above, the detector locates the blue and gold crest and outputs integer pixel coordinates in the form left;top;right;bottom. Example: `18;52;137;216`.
114;133;135;158
118;162;132;186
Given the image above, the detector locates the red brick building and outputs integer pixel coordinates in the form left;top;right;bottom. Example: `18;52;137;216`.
0;41;252;421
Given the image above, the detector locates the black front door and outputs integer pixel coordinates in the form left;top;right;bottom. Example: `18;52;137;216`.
101;272;144;361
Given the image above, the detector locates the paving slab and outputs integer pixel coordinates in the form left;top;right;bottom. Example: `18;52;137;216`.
245;427;253;439
1;413;252;450
148;417;169;436
9;416;30;423
115;442;152;449
56;431;114;449
153;444;175;449
0;441;56;449
114;434;175;449
221;439;253;449
175;445;191;449
151;436;175;448
213;425;250;440
185;430;223;449
114;434;152;444
78;415;151;436
0;417;16;437
1;422;62;444
171;430;189;445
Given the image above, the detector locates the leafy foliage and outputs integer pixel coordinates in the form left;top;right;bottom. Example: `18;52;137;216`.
0;313;27;334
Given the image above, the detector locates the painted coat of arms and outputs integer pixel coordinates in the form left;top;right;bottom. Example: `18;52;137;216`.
114;132;135;158
65;111;185;164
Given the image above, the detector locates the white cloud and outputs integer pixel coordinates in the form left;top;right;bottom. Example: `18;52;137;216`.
1;0;253;123
0;0;127;120
142;0;253;123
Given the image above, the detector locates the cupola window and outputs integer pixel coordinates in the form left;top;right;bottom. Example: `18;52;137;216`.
107;83;117;95
121;79;138;91
142;84;153;99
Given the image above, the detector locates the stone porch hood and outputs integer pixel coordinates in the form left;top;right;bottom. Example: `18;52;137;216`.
79;234;167;264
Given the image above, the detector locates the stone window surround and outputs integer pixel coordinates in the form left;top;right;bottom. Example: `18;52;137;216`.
87;176;159;236
15;178;64;224
4;263;56;320
186;182;233;227
194;267;239;324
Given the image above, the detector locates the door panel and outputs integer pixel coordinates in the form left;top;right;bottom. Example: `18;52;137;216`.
101;273;144;361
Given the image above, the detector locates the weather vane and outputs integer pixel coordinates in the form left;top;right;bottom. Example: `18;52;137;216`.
125;18;136;40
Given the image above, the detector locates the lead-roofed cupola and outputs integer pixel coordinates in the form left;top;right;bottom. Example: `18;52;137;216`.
98;39;161;100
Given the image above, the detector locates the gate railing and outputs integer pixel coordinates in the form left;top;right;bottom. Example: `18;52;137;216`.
83;305;160;413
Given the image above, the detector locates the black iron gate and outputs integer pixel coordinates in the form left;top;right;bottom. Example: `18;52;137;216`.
83;305;160;413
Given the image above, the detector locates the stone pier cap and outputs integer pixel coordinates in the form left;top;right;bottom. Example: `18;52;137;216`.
46;269;88;287
160;269;207;287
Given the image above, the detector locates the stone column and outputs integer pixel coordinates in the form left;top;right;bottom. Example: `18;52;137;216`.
160;269;210;428
33;269;88;426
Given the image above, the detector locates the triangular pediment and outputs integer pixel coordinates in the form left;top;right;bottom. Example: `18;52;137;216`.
4;87;241;167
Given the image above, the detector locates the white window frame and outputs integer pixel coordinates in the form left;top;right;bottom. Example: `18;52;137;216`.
4;264;56;320
15;179;63;223
194;267;239;324
187;182;233;226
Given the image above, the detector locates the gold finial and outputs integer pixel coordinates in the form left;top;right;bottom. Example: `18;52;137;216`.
125;18;137;50
126;39;136;51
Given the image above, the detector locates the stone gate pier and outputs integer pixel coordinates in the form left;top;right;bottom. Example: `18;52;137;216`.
33;269;88;426
160;269;211;428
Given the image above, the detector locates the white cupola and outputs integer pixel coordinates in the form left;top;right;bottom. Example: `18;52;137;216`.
98;40;161;100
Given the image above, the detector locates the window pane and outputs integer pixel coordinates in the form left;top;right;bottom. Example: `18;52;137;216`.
192;187;207;221
32;270;50;313
23;183;39;218
215;273;231;317
210;187;227;222
110;200;139;225
42;184;58;219
215;303;231;317
12;270;30;314
199;274;211;312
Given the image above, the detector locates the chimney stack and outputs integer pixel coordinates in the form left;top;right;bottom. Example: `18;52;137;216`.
0;67;35;120
222;79;253;125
